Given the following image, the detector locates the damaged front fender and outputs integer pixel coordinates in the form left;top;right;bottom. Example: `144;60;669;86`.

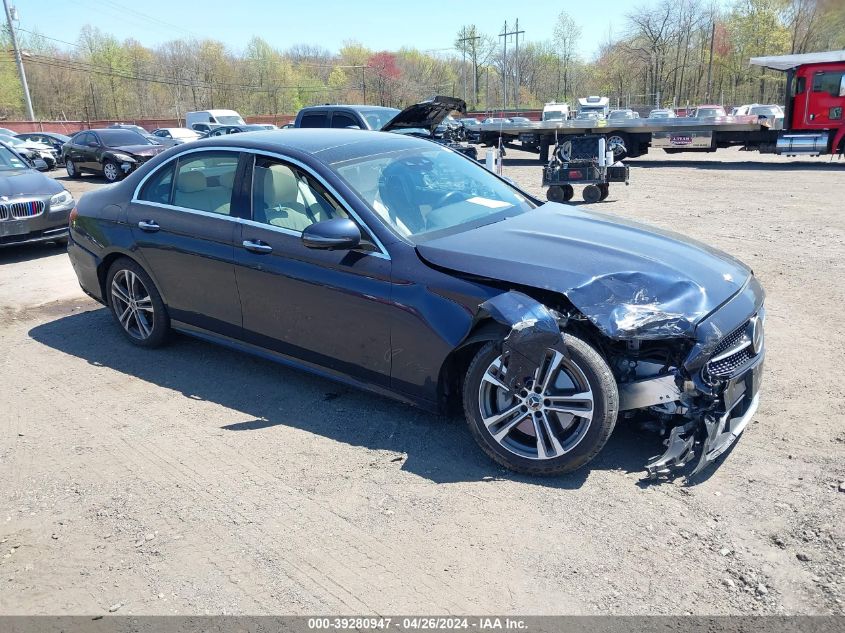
477;291;566;392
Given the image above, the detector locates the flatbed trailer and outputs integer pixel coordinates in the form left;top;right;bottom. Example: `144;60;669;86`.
477;49;845;163
478;116;777;162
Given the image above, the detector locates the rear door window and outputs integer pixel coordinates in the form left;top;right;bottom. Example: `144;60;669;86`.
331;113;359;128
170;151;240;215
138;162;175;205
299;112;329;128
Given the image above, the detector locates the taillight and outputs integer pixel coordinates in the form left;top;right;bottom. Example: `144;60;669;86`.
69;206;78;226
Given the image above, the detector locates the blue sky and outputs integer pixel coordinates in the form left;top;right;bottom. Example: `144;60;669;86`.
18;0;655;59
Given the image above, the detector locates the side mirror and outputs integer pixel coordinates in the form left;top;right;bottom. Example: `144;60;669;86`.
31;158;49;171
301;218;361;250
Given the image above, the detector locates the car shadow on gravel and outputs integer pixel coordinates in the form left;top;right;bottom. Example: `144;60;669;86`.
29;307;665;487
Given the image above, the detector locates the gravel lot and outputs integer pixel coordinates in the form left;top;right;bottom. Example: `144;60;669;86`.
1;150;844;615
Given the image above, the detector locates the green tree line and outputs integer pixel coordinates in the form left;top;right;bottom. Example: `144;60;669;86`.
1;0;843;121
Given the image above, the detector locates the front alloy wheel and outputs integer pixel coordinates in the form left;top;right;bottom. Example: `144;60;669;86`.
106;259;169;347
103;160;122;182
66;159;79;178
463;333;618;475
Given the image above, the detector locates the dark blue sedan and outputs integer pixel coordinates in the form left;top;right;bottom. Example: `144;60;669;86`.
67;129;765;477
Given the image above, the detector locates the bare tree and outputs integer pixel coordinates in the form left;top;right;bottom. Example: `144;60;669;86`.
553;11;582;101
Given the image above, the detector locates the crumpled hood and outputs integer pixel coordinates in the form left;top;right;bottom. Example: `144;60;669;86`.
416;203;752;339
112;144;166;158
0;169;62;198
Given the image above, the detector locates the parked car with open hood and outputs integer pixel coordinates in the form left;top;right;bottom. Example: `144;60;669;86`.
66;129;765;479
0;141;74;247
62;128;168;182
295;96;477;159
1;134;59;169
16;132;71;163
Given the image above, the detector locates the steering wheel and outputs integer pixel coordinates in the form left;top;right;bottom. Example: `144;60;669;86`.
433;190;468;209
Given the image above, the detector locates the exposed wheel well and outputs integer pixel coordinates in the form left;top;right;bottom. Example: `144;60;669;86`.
437;319;509;415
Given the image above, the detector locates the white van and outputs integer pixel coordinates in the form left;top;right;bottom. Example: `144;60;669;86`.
542;102;570;121
185;110;245;130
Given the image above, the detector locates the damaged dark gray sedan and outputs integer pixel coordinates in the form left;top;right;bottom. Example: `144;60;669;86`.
67;129;765;477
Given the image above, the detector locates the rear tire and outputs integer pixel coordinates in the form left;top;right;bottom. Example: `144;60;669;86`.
106;258;169;348
599;184;609;201
462;334;618;476
65;159;81;179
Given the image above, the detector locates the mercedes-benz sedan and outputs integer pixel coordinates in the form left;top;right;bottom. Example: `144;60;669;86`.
67;130;765;478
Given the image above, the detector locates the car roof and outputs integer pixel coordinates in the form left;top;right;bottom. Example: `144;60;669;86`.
298;105;398;113
180;128;441;165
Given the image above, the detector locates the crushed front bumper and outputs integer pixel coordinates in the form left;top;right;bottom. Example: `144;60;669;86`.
644;351;764;478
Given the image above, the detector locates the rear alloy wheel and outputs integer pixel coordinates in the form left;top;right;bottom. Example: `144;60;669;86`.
65;159;80;178
106;259;169;347
463;334;618;475
102;160;123;183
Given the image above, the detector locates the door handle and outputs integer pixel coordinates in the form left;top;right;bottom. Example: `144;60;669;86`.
242;239;273;254
137;220;160;232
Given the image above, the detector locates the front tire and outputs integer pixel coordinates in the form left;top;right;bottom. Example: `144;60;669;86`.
102;160;123;183
463;333;619;475
106;258;169;348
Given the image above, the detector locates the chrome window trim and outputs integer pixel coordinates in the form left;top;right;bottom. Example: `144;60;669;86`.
131;145;390;260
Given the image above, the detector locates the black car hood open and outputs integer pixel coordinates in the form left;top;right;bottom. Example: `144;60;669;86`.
0;169;63;198
112;144;167;157
416;203;752;340
381;96;467;134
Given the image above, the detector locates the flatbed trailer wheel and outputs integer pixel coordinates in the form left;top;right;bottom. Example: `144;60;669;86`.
563;185;574;201
582;184;601;203
547;186;565;203
599;184;609;201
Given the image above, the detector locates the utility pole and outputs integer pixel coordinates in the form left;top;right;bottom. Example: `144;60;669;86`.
457;31;481;105
3;0;34;120
499;19;524;114
705;20;715;102
514;19;524;113
359;66;367;104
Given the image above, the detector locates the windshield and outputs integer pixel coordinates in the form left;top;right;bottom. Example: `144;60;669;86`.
97;129;154;146
749;106;781;116
696;108;723;117
0;135;25;146
331;146;535;239
361;108;401;130
216;115;245;125
543;111;565;120
0;145;29;170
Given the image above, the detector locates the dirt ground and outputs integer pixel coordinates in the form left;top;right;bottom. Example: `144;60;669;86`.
1;150;844;616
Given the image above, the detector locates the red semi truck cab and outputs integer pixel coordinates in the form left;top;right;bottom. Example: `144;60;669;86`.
751;50;845;156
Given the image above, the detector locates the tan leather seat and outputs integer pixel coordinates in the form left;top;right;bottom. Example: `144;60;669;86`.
259;164;312;231
173;169;233;215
